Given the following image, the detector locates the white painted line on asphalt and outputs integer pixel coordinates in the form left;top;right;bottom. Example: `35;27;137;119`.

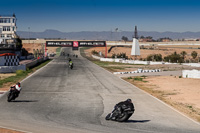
0;91;5;94
0;59;53;133
0;59;53;98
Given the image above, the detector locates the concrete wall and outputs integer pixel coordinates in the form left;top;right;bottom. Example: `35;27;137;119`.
25;58;45;68
0;56;5;66
0;57;49;73
99;57;171;65
182;69;200;79
0;65;26;73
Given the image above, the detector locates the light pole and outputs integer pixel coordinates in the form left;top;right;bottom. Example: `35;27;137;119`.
115;28;118;45
28;27;30;44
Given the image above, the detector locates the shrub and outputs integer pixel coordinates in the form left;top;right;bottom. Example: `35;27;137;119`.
147;54;162;61
112;53;128;59
16;70;27;76
164;52;184;63
134;77;143;81
191;51;198;59
91;50;98;55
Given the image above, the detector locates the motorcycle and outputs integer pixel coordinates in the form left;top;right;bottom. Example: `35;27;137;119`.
7;83;21;102
105;104;134;122
69;62;73;69
7;87;19;102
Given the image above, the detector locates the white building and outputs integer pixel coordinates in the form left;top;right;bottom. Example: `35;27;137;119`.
0;14;17;44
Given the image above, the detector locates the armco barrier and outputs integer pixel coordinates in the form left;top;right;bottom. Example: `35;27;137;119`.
25;57;48;69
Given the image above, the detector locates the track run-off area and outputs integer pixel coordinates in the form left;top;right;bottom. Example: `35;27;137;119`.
0;47;200;133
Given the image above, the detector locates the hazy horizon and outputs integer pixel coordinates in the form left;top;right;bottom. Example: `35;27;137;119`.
18;29;200;33
1;0;200;33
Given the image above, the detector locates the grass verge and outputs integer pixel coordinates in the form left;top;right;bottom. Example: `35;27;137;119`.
80;48;143;72
0;59;52;89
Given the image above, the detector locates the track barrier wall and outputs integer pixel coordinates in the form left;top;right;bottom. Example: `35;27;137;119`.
0;57;49;73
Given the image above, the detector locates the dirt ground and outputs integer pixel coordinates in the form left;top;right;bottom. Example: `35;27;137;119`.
85;45;200;61
0;74;16;80
128;76;200;122
0;128;24;133
22;43;58;54
85;45;200;122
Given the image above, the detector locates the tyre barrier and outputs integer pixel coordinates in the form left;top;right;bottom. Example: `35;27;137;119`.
0;55;19;66
113;69;161;75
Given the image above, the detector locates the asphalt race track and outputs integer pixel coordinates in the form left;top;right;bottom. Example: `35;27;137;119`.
0;48;200;133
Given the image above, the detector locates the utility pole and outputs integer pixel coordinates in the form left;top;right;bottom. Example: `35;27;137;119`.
28;27;30;44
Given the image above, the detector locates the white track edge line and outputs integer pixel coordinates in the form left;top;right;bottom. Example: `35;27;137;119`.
0;59;53;133
0;125;33;133
87;57;200;126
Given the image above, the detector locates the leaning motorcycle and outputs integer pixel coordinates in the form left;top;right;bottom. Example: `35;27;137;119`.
105;104;134;122
7;88;18;102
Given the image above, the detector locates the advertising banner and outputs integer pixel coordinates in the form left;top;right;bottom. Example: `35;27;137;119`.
46;41;73;47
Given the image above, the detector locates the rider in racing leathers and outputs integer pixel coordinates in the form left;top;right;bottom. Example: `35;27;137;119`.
10;82;22;98
113;99;135;118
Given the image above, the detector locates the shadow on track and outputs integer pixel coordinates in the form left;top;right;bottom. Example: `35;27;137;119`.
125;120;150;123
11;100;39;103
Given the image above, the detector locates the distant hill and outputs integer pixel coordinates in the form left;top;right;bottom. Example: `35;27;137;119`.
17;29;200;41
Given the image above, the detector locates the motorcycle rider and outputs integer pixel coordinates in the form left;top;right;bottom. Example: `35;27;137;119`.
112;99;134;118
116;99;134;110
10;82;21;98
68;58;71;62
69;60;73;68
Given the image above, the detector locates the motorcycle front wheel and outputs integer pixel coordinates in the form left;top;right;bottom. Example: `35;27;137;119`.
105;113;111;120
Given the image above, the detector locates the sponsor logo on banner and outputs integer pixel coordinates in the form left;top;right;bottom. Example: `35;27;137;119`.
73;41;79;47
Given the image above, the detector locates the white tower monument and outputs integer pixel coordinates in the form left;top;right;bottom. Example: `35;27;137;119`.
131;26;140;57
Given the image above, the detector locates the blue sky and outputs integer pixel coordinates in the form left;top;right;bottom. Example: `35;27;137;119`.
1;0;200;32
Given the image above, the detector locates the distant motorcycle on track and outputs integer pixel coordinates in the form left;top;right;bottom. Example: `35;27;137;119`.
69;61;73;69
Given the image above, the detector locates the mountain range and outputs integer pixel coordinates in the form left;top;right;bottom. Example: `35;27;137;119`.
17;29;200;41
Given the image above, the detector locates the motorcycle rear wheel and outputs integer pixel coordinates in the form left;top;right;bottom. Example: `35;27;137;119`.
116;112;130;122
7;93;14;102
